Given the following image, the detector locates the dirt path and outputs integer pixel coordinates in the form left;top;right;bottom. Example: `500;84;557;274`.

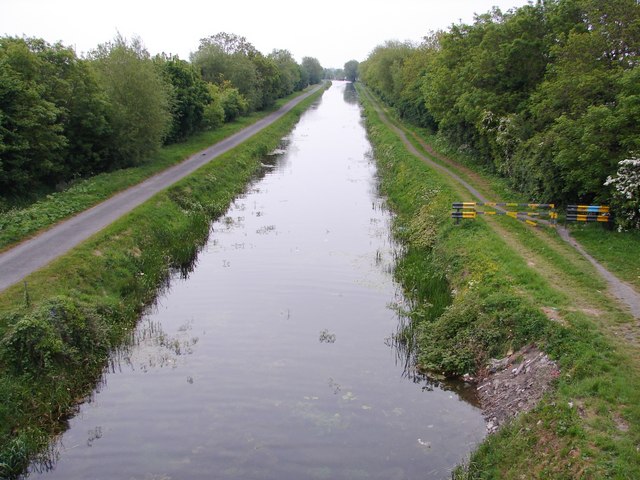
0;86;323;294
362;87;640;320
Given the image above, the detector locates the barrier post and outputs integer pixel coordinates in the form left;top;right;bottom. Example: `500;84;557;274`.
566;205;610;224
452;202;556;227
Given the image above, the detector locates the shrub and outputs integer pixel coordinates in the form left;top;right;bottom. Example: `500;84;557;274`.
605;157;640;231
0;297;109;376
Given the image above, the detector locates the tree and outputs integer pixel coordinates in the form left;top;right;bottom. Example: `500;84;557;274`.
605;157;640;230
516;0;639;203
0;38;66;196
198;32;258;56
268;49;301;96
251;53;281;108
218;81;248;122
191;33;266;110
301;57;323;84
296;64;310;90
155;54;211;144
359;41;414;103
88;35;173;168
0;37;115;196
201;83;225;129
344;60;359;82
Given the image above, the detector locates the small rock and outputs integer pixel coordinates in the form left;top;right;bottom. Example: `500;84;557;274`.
488;357;510;373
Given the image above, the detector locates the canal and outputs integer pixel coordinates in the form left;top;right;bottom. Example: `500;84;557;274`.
27;82;485;480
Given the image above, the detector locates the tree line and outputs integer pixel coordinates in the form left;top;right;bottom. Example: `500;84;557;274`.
0;33;323;201
359;0;640;228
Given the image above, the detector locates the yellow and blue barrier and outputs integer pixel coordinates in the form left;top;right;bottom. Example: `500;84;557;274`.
452;202;611;226
566;205;610;223
451;202;557;227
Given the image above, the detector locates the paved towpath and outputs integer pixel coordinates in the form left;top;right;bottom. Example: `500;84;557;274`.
0;85;323;293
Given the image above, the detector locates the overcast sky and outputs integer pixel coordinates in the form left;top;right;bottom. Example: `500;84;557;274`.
2;0;532;68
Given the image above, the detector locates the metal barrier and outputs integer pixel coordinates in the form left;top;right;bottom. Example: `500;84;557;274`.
451;202;557;227
452;202;611;226
566;205;610;223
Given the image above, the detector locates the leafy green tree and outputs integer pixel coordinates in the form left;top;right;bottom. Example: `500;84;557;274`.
268;49;301;96
0;37;112;195
28;39;114;180
343;60;359;82
192;33;288;111
360;41;415;106
202;83;225;130
301;57;323;84
0;38;66;196
296;64;310;90
88;35;172;168
155;54;211;144
605;157;640;230
395;42;437;129
517;0;640;203
614;67;640;154
218;80;248;122
251;53;280;108
192;33;268;110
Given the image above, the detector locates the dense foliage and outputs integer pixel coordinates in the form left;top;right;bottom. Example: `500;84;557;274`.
343;60;359;82
359;0;640;226
88;36;173;170
0;33;323;204
605;157;640;230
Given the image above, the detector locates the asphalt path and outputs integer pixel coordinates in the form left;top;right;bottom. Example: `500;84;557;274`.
0;85;323;293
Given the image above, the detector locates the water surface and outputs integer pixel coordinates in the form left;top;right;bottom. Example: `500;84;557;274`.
28;82;485;480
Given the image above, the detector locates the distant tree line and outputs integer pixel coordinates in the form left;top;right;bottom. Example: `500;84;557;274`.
359;0;640;224
321;60;359;82
0;33;323;200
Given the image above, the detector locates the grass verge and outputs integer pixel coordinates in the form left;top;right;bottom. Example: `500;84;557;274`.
0;89;313;253
358;84;640;478
570;224;640;291
0;85;327;478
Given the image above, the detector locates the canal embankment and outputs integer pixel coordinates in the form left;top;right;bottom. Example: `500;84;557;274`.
358;84;640;478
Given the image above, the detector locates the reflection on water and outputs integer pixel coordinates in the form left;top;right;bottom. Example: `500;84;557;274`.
343;82;358;104
108;319;199;374
390;305;480;407
27;82;485;480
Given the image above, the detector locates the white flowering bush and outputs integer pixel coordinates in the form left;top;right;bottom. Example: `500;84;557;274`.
604;157;640;230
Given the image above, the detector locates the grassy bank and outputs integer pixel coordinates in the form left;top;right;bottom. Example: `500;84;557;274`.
570;224;640;291
0;89;313;253
0;85;327;478
358;85;640;478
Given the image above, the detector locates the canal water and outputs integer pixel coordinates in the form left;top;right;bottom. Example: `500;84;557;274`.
28;82;485;480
